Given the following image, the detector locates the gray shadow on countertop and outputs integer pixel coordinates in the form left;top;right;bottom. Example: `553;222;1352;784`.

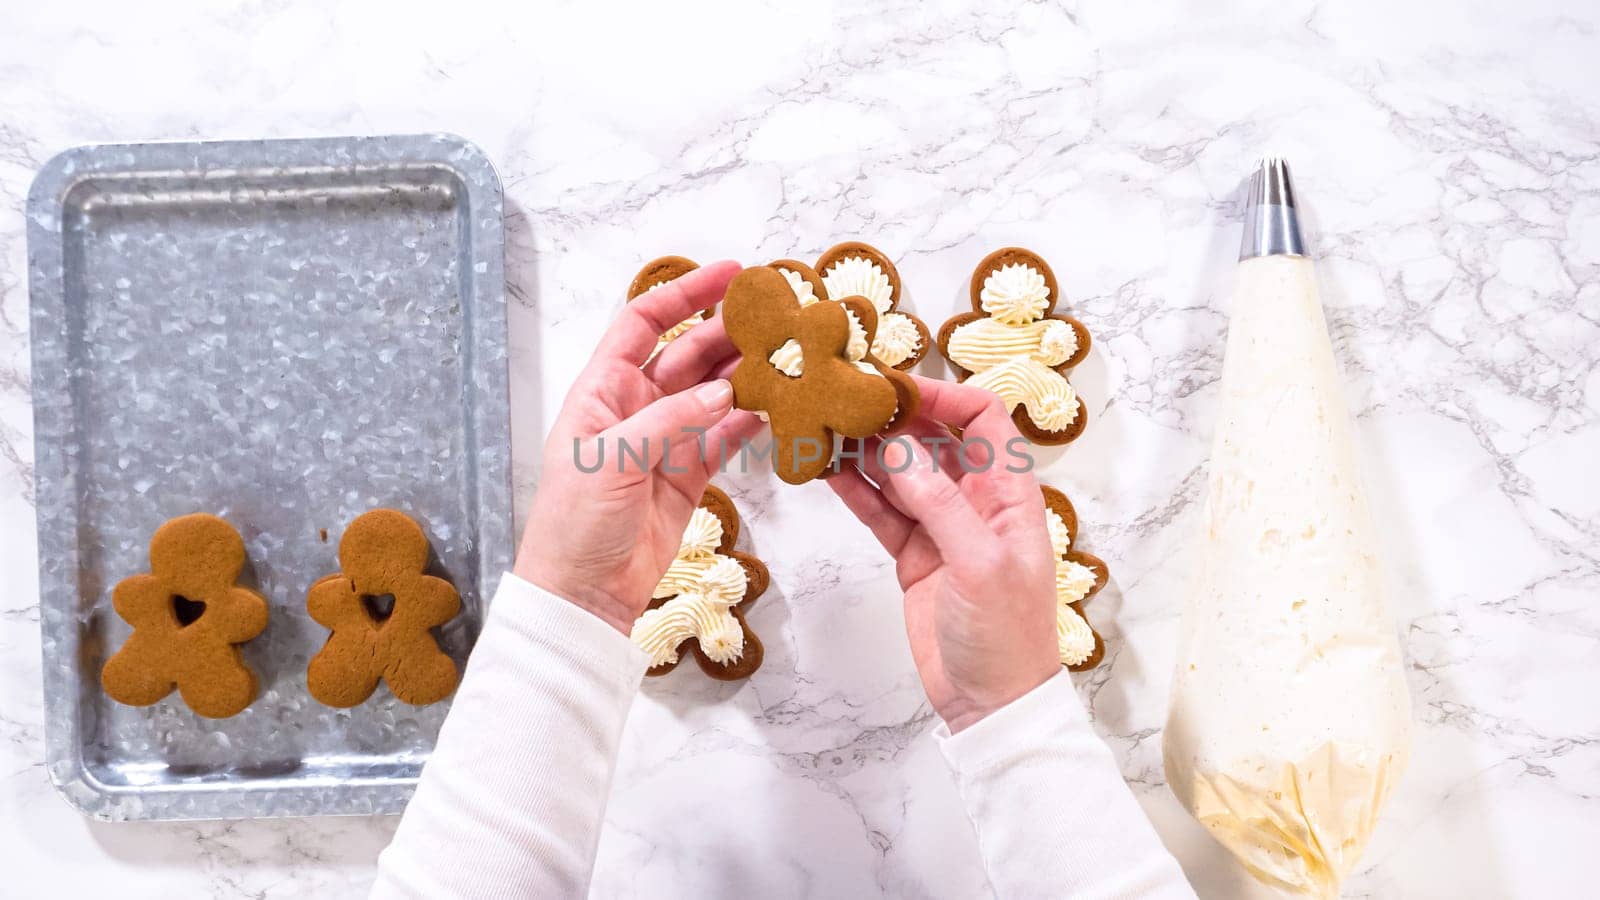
503;197;545;535
86;813;398;874
1323;335;1511;898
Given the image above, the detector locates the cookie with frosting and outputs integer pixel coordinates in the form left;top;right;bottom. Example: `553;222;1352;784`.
764;259;918;432
627;255;704;358
1041;486;1108;671
814;242;930;370
630;485;770;680
725;265;915;484
937;248;1092;445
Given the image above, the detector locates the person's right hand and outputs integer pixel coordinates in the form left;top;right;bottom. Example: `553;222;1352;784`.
828;378;1062;734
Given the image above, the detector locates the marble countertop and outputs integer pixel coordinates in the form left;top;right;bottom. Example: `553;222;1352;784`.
2;0;1596;897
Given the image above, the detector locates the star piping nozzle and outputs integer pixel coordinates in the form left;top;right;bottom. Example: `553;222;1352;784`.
1240;156;1307;260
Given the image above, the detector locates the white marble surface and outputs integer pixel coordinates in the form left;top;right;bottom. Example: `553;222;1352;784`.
2;0;1597;896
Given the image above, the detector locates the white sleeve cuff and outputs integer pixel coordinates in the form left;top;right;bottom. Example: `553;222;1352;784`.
371;572;650;899
932;670;1091;775
489;571;652;687
931;670;1197;899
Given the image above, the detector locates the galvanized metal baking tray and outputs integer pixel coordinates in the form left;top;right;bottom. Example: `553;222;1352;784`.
27;134;511;820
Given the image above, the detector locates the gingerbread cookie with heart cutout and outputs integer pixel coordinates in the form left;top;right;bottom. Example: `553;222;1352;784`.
725;265;915;484
100;513;270;718
1042;486;1109;671
631;485;770;680
306;509;460;707
815;241;930;370
937;248;1093;445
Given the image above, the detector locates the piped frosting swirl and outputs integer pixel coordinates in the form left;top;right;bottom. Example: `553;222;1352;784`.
630;508;750;666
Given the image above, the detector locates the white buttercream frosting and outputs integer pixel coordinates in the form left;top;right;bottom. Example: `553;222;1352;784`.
962;358;1079;431
821;255;893;314
691;609;747;664
1037;319;1078;365
1046;508;1073;558
871;311;922;366
643;280;706;356
948;318;1078;371
1056;605;1096;667
780;268;816;307
1163;255;1411;898
677;506;722;558
630;509;749;667
770;309;870;378
1046;507;1097;666
768;344;802;377
658;313;705;345
980;263;1051;325
844;311;871;363
761;263;898;416
767;267;877;383
947;267;1082;432
1057;560;1098;606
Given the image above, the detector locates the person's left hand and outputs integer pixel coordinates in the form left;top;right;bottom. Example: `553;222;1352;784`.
514;261;763;634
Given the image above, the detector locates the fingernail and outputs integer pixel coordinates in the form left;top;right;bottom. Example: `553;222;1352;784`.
696;379;733;412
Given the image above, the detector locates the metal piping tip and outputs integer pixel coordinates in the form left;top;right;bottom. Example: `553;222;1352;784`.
1240;157;1306;260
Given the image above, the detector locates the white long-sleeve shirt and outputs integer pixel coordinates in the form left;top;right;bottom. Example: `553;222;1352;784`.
371;574;1195;899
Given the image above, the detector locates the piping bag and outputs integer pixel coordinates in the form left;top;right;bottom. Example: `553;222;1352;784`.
1162;160;1411;898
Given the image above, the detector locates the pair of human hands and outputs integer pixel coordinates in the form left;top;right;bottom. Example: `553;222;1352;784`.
515;262;1060;733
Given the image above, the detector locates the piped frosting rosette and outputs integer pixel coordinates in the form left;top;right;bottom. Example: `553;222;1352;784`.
813;242;930;370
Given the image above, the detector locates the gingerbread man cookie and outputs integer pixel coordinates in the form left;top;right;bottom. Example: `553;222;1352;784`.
306;509;460;707
725;265;915;484
815;241;930;370
1042;486;1109;670
631;485;770;680
937;248;1093;445
628;255;704;358
100;513;269;719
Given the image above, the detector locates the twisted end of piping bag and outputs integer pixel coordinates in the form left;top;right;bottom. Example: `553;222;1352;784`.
1240;157;1307;260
